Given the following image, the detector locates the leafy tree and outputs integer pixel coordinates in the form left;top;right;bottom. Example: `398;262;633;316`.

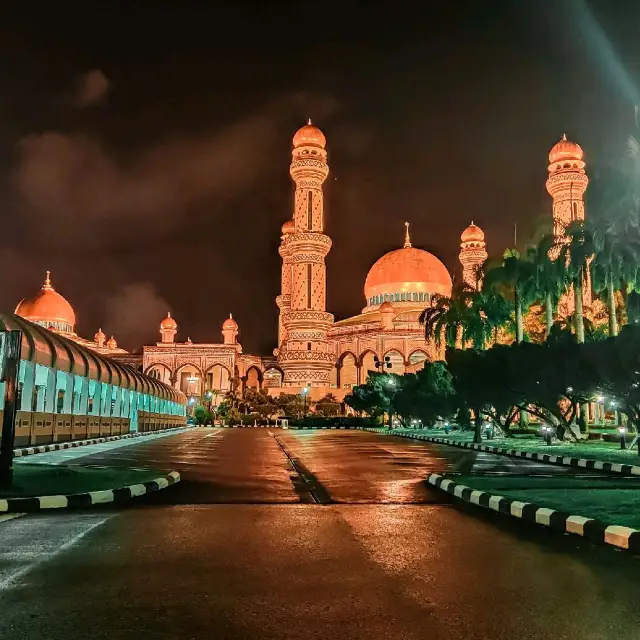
193;404;213;426
393;362;458;426
275;393;305;418
315;393;341;417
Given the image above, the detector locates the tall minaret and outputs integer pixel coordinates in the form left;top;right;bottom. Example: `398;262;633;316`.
278;121;335;388
546;134;588;238
459;222;487;290
276;219;295;347
546;134;590;306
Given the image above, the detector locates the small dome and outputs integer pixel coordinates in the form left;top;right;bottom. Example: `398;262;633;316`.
549;134;583;164
379;301;394;313
106;336;117;349
15;271;76;331
293;120;326;149
94;328;106;345
222;314;238;330
461;222;485;243
281;219;295;235
160;312;177;330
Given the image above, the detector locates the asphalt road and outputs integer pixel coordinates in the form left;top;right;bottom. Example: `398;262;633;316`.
1;428;639;640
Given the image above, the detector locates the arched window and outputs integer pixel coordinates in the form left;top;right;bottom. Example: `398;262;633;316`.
572;201;578;221
307;191;313;229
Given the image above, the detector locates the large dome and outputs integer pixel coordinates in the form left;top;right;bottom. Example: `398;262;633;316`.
363;224;452;309
15;271;76;333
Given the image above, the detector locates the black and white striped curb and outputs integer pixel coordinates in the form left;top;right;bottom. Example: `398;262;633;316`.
427;472;640;552
0;471;181;513
360;427;640;477
216;424;360;429
14;426;191;458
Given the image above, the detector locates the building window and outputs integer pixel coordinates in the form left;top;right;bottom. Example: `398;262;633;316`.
56;390;65;414
572;201;578;221
307;263;312;309
307;191;313;229
307;342;311;351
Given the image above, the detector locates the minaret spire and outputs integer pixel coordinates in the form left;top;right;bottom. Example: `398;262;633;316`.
43;270;53;290
403;222;412;248
279;122;334;388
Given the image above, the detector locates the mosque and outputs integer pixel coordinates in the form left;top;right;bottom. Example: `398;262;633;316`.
13;124;587;404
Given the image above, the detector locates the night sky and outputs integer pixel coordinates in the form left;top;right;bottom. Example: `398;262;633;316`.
1;0;639;354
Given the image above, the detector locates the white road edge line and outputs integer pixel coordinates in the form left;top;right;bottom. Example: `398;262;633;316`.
0;516;110;591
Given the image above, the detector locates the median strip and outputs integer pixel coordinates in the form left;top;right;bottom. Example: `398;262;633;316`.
0;470;181;513
427;472;640;552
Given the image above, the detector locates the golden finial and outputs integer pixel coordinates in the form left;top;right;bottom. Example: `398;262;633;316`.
307;118;312;125
404;221;412;248
562;133;567;141
43;270;53;290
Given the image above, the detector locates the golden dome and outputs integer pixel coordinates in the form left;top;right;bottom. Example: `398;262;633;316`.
461;221;485;243
549;134;583;164
281;219;295;235
364;225;452;302
15;271;76;331
160;312;177;330
293;119;326;149
222;314;238;330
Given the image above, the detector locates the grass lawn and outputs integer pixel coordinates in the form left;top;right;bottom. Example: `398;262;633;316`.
0;464;165;499
384;428;640;466
452;473;640;530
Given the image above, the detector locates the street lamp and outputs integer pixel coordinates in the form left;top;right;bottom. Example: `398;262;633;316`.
541;425;553;446
374;355;392;372
619;426;627;449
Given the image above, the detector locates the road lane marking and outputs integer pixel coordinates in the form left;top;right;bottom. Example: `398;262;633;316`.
0;513;25;525
0;516;110;591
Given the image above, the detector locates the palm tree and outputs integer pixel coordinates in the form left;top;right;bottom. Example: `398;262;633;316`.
592;229;640;336
527;235;565;339
558;221;595;345
484;249;537;344
466;288;512;348
420;287;474;349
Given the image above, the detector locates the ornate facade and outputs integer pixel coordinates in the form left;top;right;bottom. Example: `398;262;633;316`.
14;126;590;406
459;223;487;290
546;134;591;308
277;121;335;388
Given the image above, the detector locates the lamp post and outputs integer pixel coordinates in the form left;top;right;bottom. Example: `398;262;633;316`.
619;426;627;450
386;376;395;429
374;355;392;372
542;425;553;446
302;386;309;422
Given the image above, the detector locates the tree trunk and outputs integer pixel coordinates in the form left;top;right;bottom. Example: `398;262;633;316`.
515;289;523;344
473;411;483;443
574;275;585;344
607;272;618;337
544;293;553;339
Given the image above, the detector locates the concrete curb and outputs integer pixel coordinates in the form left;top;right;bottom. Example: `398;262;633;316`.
426;472;640;553
0;470;181;513
14;426;191;458
360;428;640;477
216;425;361;429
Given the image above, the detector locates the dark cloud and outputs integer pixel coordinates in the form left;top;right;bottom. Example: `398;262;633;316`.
101;282;170;349
73;69;111;108
14;111;282;245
